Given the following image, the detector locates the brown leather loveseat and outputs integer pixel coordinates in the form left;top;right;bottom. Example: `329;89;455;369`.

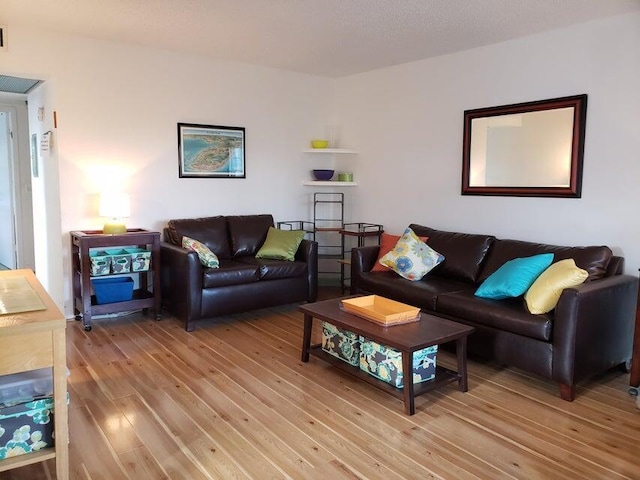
350;224;638;401
161;214;318;331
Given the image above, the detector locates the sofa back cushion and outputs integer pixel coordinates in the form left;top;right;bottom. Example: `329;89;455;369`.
477;238;613;283
227;215;274;257
166;216;231;259
408;224;495;283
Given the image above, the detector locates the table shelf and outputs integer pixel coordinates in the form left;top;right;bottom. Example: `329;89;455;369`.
309;345;460;399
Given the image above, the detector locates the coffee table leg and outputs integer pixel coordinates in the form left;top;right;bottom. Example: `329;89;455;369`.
402;350;415;415
456;336;469;392
301;313;313;362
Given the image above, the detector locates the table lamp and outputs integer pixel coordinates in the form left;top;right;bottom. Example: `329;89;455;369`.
99;191;130;234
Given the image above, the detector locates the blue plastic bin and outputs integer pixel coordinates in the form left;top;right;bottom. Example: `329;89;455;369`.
91;277;134;304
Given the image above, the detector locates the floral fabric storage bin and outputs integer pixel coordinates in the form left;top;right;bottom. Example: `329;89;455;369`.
125;248;152;271
105;249;132;273
0;397;55;460
321;322;360;366
89;250;111;276
359;337;437;388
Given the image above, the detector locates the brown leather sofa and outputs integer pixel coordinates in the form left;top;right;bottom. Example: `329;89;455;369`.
350;224;638;401
161;214;318;331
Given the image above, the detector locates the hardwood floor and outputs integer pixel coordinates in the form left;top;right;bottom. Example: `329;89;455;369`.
2;292;639;479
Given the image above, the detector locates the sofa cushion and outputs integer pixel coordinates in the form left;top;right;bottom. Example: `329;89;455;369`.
474;253;553;300
477;239;612;283
167;216;231;259
437;290;553;341
227;215;274;257
408;224;495;283
202;260;260;288
372;232;428;272
238;257;308;280
379;228;444;281
182;236;219;268
255;227;305;261
356;271;472;311
524;259;589;314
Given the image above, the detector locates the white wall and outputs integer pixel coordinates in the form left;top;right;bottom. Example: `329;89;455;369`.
3;26;336;316
26;82;63;303
334;13;640;275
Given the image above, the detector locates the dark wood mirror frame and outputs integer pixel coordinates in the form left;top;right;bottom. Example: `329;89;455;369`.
461;94;587;198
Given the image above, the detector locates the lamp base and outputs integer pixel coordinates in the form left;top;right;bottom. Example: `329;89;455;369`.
103;221;127;234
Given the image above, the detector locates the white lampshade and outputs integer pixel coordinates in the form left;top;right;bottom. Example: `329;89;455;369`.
99;192;130;218
99;192;130;234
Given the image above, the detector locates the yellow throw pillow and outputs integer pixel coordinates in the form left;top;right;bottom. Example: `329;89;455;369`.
524;259;588;314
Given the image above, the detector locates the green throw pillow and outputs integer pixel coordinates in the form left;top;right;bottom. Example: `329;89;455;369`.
255;227;305;261
182;236;219;268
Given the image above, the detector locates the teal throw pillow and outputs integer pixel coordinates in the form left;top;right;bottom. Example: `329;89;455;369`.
182;236;219;268
475;253;554;299
255;227;305;262
379;227;444;281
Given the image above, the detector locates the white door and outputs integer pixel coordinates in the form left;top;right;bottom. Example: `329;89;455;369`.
0;109;16;268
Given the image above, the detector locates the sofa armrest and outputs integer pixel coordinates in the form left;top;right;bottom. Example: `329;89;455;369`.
552;274;638;386
160;241;203;326
350;246;380;294
296;239;318;302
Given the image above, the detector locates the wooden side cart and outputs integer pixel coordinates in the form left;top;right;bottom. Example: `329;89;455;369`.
70;229;161;331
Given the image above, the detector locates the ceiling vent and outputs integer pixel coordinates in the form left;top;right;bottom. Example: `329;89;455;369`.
0;75;42;94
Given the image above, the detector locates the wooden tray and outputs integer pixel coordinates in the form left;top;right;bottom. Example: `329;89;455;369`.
341;295;420;326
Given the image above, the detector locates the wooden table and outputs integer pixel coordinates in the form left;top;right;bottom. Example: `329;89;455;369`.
0;269;68;479
299;297;475;415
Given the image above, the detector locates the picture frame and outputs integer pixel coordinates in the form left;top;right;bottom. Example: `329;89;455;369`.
177;123;246;178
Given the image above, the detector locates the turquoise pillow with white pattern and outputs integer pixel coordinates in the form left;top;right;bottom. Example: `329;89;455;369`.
379;227;444;281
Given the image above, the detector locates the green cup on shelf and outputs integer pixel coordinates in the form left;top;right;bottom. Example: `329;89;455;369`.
338;172;353;182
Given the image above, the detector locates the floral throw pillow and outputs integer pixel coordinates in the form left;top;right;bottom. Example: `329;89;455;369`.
379;227;444;281
372;232;428;272
182;236;219;268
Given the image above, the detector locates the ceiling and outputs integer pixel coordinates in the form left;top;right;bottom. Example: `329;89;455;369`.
2;0;639;77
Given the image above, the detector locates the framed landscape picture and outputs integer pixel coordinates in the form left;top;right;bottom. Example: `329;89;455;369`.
178;123;246;178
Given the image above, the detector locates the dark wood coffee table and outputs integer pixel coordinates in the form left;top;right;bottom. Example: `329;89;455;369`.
299;297;475;415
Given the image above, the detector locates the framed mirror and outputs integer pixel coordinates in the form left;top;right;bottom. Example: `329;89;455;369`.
461;94;587;198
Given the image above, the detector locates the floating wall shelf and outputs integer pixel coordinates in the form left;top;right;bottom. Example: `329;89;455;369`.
303;148;358;154
302;181;357;187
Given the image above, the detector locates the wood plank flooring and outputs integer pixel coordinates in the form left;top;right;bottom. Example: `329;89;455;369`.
2;294;639;479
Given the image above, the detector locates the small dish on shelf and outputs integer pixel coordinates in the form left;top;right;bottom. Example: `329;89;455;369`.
312;169;334;181
311;139;329;148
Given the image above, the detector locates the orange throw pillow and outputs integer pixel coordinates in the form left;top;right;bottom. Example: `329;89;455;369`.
371;232;428;272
